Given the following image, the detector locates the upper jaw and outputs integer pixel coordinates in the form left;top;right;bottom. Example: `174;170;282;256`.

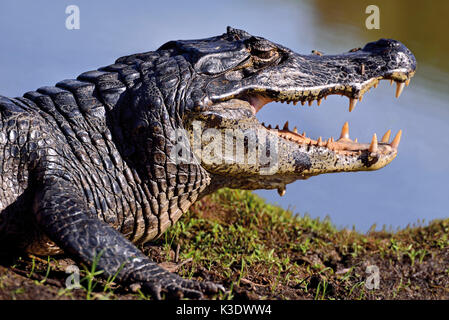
207;38;416;113
202;38;414;157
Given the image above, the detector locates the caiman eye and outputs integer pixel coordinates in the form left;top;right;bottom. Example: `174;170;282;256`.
250;48;280;70
247;37;279;64
252;48;277;60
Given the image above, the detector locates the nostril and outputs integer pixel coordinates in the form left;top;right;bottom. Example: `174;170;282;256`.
363;38;402;52
378;39;399;47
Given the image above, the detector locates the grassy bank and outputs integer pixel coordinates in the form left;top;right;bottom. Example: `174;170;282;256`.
1;188;448;299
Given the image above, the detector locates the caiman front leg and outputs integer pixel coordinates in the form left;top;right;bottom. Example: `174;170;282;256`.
33;175;223;299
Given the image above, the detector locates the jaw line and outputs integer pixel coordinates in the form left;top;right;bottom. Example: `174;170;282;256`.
225;93;402;157
205;73;409;160
212;67;415;118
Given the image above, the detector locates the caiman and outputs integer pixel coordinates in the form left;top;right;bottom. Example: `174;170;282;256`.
0;27;416;299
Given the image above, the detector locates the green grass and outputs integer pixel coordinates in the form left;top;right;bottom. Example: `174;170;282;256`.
1;188;448;299
151;188;449;299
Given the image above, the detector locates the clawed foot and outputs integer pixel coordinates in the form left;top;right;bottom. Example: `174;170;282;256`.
135;274;225;300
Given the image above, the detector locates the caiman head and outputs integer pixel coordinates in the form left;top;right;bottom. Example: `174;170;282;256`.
154;27;416;195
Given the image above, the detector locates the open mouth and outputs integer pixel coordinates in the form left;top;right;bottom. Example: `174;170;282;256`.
237;71;414;156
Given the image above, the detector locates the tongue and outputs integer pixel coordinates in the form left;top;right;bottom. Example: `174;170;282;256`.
248;95;272;113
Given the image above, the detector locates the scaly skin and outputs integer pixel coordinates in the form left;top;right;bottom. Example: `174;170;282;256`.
0;27;416;298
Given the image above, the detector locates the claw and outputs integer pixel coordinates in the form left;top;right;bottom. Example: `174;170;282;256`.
177;287;203;299
142;282;162;300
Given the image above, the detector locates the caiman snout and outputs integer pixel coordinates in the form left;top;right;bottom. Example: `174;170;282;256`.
181;28;416;191
363;38;412;55
362;38;416;82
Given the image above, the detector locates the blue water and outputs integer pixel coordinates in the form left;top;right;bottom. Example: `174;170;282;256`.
0;0;447;231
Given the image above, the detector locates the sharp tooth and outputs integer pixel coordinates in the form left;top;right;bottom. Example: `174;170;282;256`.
369;133;378;153
317;136;322;145
268;124;272;129
275;124;279;129
317;98;322;106
359;95;363;102
301;101;305;106
293;101;298;106
262;122;265;127
277;185;286;197
308;100;313;106
349;98;357;112
354;138;358;143
374;82;379;88
339;122;349;140
293;126;298;133
395;82;405;98
390;79;394;86
330;137;334;142
283;121;289;130
390;130;402;149
287;100;291;104
381;129;391;143
302;131;306;137
324;95;327;100
405;79;410;87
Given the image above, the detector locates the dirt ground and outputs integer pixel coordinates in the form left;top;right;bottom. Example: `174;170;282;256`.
0;189;448;300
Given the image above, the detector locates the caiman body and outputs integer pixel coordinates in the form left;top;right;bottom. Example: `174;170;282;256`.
0;27;416;298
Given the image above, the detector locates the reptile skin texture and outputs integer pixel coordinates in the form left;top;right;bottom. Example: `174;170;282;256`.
0;27;416;299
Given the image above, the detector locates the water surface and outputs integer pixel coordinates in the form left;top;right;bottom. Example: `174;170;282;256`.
0;0;447;231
